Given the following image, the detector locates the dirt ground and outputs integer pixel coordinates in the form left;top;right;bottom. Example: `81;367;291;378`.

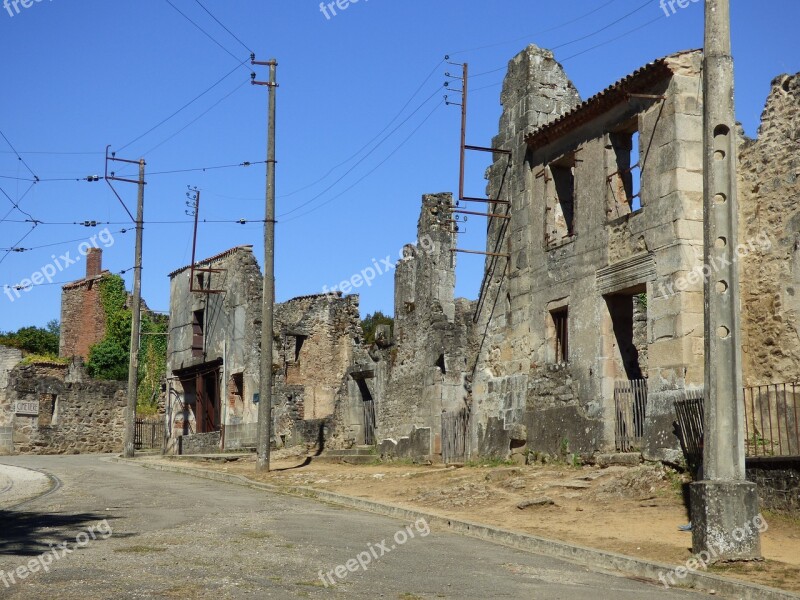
165;450;800;594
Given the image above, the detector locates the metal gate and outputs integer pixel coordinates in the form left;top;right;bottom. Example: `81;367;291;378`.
363;399;376;446
135;416;165;450
442;408;470;463
674;389;704;476
614;379;648;452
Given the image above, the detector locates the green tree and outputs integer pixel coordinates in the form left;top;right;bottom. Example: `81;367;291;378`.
361;310;394;345
86;275;167;413
0;320;60;357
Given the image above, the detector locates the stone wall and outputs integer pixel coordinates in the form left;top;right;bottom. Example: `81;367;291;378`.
0;345;23;453
471;48;706;462
166;246;364;453
6;360;127;454
739;72;800;386
746;457;800;514
59;248;108;360
367;192;475;459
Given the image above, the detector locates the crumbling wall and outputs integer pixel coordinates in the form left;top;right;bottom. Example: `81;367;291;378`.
6;361;126;454
739;72;800;386
371;192;475;459
166;246;263;452
59;248;108;360
272;293;362;449
473;48;707;462
0;345;23;454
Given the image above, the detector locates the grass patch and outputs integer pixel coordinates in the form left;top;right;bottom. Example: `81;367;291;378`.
296;580;325;587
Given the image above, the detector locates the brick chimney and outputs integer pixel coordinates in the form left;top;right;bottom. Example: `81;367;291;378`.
86;247;102;278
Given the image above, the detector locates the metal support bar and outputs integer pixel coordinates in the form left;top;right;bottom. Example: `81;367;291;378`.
447;208;511;220
451;248;510;258
460;196;510;205
464;144;512;155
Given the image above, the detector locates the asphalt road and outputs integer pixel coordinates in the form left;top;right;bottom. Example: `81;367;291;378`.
0;455;708;599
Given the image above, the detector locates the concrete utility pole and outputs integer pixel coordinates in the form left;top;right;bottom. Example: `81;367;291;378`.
123;159;146;459
253;57;277;472
690;0;761;560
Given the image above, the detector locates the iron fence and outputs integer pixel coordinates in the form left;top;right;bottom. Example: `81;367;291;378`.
744;382;800;457
135;416;165;451
674;389;704;475
614;378;648;452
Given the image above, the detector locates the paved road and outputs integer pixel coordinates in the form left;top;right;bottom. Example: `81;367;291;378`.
0;455;707;599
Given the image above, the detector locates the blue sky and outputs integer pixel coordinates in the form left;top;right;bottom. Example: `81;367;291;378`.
0;0;797;331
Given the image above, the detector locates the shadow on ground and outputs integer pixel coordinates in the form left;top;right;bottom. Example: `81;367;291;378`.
0;510;129;557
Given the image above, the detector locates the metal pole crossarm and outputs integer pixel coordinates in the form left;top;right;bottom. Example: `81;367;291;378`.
460;196;511;205
464;145;512;155
450;249;510;258
107;175;147;185
447;208;511;220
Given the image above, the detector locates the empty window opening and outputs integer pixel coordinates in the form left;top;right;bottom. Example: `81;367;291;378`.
551;308;569;364
436;354;447;374
608;126;641;216
293;334;307;363
228;372;244;410
551;161;575;235
605;292;647;381
192;310;204;358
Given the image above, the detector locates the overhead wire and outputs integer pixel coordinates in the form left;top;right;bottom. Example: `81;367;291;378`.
116;58;249;153
279;84;444;218
281;99;443;224
0;128;39;181
274;58;445;200
163;0;248;68
192;0;253;54
448;0;620;56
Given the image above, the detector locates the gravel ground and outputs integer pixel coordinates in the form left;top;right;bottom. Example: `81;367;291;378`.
0;464;52;510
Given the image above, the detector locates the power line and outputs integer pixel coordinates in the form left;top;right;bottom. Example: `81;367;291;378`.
279;84;444;218
163;0;248;67
558;15;662;62
147;159;265;176
0;128;39;181
138;77;250;157
467;0;654;79
0;223;38;266
275;59;445;201
192;0;253;54
117;58;248;153
4;218;264;226
1;229;129;253
0;182;36;223
281;100;443;224
448;0;620;56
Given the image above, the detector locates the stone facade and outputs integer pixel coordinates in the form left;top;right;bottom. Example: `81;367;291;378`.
363;193;475;459
165;246;366;454
3;360;126;454
59;248;109;359
0;345;23;454
738;72;800;386
467;48;707;462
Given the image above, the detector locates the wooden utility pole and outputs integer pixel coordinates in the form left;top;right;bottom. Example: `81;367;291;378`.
690;0;760;560
105;149;145;459
253;56;277;472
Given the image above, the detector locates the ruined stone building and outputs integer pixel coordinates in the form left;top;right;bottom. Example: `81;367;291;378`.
159;45;798;480
363;45;798;469
59;247;109;359
165;245;366;454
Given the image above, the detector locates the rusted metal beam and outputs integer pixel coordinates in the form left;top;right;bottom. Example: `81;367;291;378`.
450;248;510;258
447;208;511;220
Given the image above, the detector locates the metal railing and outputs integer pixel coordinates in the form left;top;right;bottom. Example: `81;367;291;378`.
674;389;704;475
614;379;648;452
744;382;800;457
135;416;165;451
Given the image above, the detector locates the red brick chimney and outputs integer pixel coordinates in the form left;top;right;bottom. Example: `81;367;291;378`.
86;247;102;278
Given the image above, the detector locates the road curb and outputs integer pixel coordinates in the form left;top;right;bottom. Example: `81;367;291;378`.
109;456;799;600
0;463;62;511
